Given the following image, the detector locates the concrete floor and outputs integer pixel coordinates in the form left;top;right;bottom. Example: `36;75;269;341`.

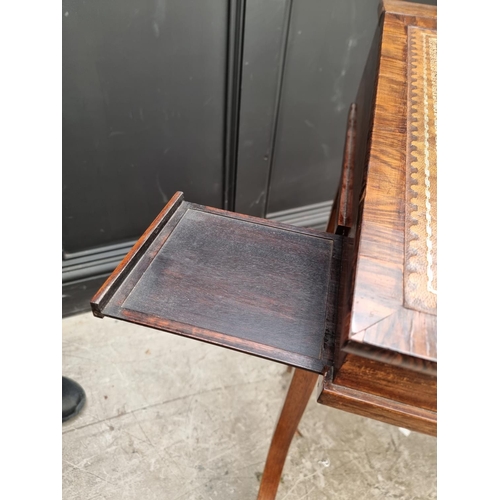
62;312;436;500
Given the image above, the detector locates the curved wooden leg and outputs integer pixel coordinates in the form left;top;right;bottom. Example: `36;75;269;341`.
257;368;318;500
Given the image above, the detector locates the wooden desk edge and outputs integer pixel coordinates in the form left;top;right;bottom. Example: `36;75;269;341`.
318;379;436;436
379;0;437;19
90;191;185;317
345;2;437;362
342;339;437;376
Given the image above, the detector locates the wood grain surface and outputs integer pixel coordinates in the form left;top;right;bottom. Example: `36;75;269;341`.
346;2;437;363
331;354;436;412
380;0;437;19
318;379;436;436
91;192;185;318
327;103;357;236
257;369;318;500
92;197;342;373
318;1;437;436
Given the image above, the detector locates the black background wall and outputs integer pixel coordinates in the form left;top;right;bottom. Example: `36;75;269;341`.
62;0;436;317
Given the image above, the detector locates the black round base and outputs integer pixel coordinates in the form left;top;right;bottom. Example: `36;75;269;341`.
62;376;86;422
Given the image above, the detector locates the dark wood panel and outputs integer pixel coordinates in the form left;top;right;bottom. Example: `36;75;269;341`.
92;193;343;373
123;208;333;358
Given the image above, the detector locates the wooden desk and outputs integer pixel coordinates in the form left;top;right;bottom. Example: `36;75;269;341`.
91;1;437;498
318;0;437;436
258;4;436;496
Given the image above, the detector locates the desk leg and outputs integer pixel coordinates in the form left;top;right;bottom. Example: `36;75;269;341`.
257;368;318;500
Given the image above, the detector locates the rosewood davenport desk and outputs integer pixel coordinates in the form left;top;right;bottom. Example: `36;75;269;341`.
91;2;437;498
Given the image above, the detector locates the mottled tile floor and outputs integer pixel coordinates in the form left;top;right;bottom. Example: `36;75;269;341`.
63;312;436;500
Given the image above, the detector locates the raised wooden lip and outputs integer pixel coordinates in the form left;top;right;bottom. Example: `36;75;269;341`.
91;191;185;318
108;307;329;374
327;103;357;236
91;193;343;374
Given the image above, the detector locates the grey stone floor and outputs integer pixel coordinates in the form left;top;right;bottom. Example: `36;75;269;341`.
62;312;436;500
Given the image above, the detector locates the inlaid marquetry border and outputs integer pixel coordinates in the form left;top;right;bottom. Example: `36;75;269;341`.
404;26;437;315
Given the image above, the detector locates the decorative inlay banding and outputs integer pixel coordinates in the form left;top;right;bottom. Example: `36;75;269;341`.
404;27;437;315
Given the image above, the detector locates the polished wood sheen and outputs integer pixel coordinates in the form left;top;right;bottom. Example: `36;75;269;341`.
347;5;437;361
92;193;342;373
327;103;357;236
319;382;436;436
90;3;437;498
405;25;437;315
257;369;318;500
318;0;437;435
